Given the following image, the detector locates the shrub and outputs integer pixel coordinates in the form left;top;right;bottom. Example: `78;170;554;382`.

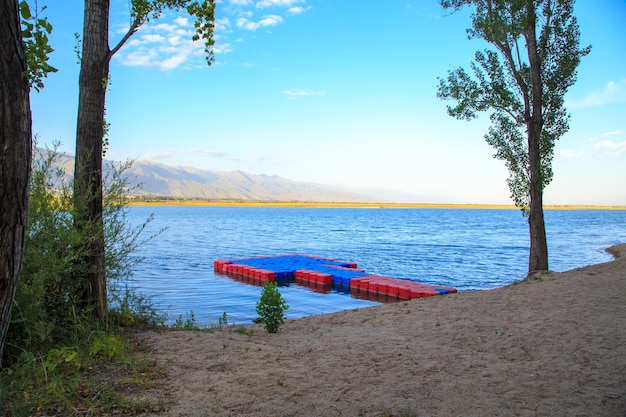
256;280;288;333
103;158;164;326
2;143;164;416
6;145;93;360
4;143;160;365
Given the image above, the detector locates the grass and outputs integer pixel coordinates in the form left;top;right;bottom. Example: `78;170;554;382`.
1;311;255;416
170;311;201;330
169;311;236;332
2;319;441;417
232;326;255;337
0;328;168;417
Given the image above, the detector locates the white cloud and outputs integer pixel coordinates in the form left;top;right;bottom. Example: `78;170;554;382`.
556;150;583;159
589;130;624;142
215;17;231;33
114;24;130;36
160;54;188;70
152;22;177;32
237;14;283;30
141;33;166;43
288;6;310;15
568;78;626;108
189;149;229;158
139;147;280;171
115;13;233;70
594;140;626;155
256;0;304;8
113;0;309;70
143;148;228;163
123;50;156;67
174;17;189;26
227;0;309;34
282;89;326;97
119;37;205;70
214;43;234;54
590;130;626;156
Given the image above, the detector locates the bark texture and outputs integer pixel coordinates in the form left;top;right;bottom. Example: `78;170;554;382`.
525;0;549;273
0;0;32;368
74;0;111;321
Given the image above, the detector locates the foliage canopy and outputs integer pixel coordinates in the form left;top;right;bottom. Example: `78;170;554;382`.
437;0;590;212
19;0;57;91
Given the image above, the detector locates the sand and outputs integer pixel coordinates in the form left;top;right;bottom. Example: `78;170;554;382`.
128;199;626;211
136;244;626;417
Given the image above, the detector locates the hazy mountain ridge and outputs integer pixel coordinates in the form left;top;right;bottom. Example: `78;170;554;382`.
128;160;376;202
39;149;377;202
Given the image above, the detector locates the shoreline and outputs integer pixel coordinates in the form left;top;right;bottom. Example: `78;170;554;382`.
127;199;626;210
138;243;626;416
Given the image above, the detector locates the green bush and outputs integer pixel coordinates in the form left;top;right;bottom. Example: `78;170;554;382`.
6;146;92;360
1;143;163;416
103;158;164;327
256;280;288;333
4;144;160;365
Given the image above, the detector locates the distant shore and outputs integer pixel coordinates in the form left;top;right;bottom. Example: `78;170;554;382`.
127;198;626;210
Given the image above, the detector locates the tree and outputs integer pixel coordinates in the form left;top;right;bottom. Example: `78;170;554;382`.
0;0;55;367
74;0;215;321
437;0;590;275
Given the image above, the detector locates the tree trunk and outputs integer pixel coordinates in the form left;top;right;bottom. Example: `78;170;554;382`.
525;0;549;274
74;0;111;322
528;173;548;273
0;0;32;368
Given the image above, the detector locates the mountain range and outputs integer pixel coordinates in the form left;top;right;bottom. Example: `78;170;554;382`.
41;149;378;202
126;160;378;202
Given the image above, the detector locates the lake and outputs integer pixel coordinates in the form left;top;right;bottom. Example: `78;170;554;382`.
124;206;626;325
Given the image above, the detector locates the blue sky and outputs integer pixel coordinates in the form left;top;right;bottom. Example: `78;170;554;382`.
31;0;626;205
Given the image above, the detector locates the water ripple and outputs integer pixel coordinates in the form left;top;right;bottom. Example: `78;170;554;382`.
124;207;626;325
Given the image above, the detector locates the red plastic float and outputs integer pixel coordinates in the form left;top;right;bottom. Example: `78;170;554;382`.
214;254;457;302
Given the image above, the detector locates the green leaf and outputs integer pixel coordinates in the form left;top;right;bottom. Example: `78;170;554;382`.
19;1;31;19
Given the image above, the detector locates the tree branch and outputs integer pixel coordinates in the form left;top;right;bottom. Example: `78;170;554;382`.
108;17;142;60
514;37;523;70
483;0;530;120
493;102;524;125
538;0;553;61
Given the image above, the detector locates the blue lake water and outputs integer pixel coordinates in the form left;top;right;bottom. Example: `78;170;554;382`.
124;206;626;326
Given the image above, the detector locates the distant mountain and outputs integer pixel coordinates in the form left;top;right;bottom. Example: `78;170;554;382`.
38;149;378;202
126;160;377;202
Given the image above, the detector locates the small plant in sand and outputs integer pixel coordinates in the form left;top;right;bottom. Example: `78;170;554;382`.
171;311;199;330
256;280;288;333
218;312;229;328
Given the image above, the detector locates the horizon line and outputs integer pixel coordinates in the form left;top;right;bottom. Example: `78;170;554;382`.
126;198;626;210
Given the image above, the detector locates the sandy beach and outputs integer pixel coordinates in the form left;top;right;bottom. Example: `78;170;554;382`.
128;199;626;211
136;244;626;416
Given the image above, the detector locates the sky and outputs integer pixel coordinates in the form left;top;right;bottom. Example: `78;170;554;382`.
30;0;626;205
